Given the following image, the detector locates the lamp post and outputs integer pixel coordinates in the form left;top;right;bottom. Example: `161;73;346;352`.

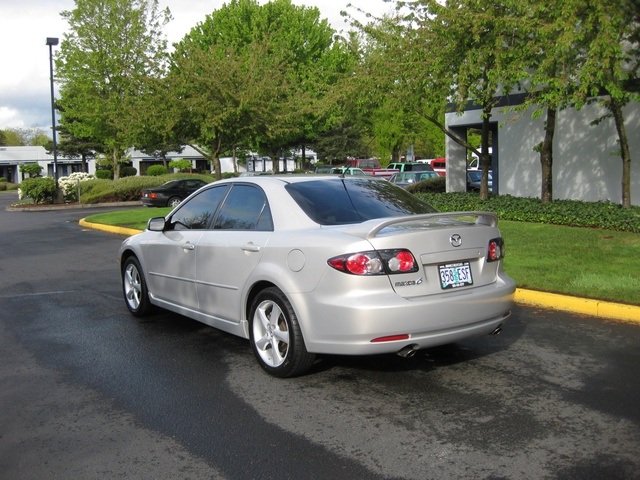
46;37;59;191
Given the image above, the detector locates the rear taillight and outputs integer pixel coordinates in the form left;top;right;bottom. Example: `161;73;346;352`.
328;249;418;275
487;238;504;262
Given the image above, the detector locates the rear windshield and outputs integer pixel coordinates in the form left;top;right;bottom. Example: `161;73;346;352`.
285;178;437;225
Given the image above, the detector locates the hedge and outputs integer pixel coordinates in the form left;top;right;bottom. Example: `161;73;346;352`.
416;192;640;233
78;173;215;204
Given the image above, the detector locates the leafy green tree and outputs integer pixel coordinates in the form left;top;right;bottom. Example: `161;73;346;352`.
0;127;50;146
391;0;528;199
0;129;22;146
168;159;192;172
567;0;639;209
55;0;170;179
19;164;43;177
164;0;348;176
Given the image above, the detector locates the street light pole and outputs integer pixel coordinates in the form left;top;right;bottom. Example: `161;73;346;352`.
46;37;59;191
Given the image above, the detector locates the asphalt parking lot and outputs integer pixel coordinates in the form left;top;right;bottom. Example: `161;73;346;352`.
1;192;639;480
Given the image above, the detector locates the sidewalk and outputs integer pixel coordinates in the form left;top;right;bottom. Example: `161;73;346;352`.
79;218;640;325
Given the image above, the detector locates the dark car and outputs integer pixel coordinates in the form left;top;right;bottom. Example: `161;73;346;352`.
467;170;493;191
141;179;208;207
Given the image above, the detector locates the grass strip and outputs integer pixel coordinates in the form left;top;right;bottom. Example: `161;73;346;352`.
84;210;640;306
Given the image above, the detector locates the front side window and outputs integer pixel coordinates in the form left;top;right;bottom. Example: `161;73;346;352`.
214;184;273;231
170;185;229;230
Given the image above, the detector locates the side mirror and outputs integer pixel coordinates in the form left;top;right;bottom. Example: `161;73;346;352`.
147;217;167;232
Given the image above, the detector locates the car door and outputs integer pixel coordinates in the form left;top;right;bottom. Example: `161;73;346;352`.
143;185;229;311
195;184;273;324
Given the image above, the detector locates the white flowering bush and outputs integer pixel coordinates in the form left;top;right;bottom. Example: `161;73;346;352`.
59;172;96;202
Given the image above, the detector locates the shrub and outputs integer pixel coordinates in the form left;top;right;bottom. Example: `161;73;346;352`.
416;192;640;233
0;176;6;182
95;169;112;180
146;165;168;176
0;183;5;191
19;177;58;204
120;166;137;177
407;176;446;194
58;172;96;202
79;173;213;204
221;172;240;179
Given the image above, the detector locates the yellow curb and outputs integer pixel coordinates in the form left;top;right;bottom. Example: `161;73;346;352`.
79;218;142;237
515;288;640;324
79;219;640;324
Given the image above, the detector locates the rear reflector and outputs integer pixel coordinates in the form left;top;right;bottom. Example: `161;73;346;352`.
371;334;410;343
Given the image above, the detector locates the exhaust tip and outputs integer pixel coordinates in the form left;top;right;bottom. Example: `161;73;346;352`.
491;324;503;335
397;344;420;358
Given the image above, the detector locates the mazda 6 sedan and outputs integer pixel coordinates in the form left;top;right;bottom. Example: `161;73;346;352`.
120;176;515;377
141;178;208;207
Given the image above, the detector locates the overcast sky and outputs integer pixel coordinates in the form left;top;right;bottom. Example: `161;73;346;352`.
0;0;392;132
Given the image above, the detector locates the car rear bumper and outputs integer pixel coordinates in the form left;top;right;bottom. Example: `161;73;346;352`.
141;198;165;207
291;274;516;355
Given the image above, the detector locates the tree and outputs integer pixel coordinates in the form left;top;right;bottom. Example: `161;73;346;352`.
0;126;50;146
515;0;639;206
19;164;43;177
568;0;639;209
55;0;170;179
390;0;528;199
163;0;349;176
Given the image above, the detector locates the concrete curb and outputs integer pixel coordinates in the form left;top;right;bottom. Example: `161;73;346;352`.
78;218;142;237
514;288;640;324
80;218;640;325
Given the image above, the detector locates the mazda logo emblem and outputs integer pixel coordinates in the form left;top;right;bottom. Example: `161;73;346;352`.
450;234;462;247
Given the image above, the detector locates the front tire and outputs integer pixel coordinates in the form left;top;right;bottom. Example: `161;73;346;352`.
122;256;152;317
249;287;315;378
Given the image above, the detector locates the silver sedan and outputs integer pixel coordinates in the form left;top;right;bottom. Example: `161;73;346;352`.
119;176;515;377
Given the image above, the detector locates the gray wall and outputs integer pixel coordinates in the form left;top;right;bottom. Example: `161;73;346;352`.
445;100;639;206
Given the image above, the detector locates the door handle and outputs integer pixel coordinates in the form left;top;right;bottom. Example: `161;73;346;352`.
182;242;195;251
241;243;261;252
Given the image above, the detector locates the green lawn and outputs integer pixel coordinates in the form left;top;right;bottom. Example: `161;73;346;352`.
85;210;640;306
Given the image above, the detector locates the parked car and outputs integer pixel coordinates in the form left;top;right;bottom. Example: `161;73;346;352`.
428;158;446;176
389;171;440;188
330;167;369;176
343;158;399;179
141;178;208;207
467;170;493;191
387;162;435;173
313;165;334;174
120;176;515;377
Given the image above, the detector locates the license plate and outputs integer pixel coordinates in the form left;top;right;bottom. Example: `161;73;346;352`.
438;262;473;289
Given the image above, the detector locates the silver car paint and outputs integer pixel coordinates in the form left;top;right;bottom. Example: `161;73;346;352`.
120;176;515;356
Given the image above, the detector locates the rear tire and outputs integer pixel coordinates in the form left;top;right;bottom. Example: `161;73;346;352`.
249;287;315;378
167;196;182;208
122;256;152;317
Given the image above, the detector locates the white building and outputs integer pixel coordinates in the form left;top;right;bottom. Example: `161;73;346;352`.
445;96;640;206
0;145;245;183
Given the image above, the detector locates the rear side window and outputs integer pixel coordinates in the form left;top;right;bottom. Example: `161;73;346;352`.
286;178;437;226
214;184;273;231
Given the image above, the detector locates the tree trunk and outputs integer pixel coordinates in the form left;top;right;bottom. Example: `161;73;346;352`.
211;139;223;180
609;97;632;209
479;106;492;200
540;108;556;204
112;150;120;180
